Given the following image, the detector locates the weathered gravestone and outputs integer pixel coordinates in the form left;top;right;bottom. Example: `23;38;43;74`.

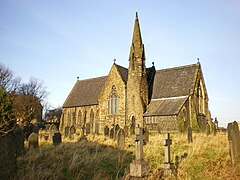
86;123;91;135
143;128;149;144
213;123;217;136
0;134;17;179
206;123;210;135
49;124;58;142
124;126;129;137
64;126;69;137
117;128;125;149
130;126;149;178
95;123;99;135
53;132;62;146
69;126;76;140
114;124;120;140
227;121;240;166
104;126;109;136
13;125;24;156
161;133;175;175
28;132;38;149
187;126;193;143
109;128;114;139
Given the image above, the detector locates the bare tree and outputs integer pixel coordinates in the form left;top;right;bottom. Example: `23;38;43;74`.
0;63;21;92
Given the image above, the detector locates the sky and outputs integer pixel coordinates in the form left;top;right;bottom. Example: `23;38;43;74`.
0;0;240;127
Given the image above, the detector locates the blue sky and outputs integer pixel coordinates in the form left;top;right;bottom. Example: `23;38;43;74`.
1;0;240;127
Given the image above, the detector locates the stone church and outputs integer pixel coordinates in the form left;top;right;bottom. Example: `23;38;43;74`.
60;13;211;135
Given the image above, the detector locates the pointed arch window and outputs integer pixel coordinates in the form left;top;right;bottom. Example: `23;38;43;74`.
109;85;119;115
197;80;205;114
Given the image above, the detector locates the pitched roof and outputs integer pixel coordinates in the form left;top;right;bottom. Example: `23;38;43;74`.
144;97;188;116
63;76;107;108
151;63;199;99
115;64;128;83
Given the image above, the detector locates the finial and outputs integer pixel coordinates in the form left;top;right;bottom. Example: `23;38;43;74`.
113;59;116;64
197;58;200;63
152;62;155;66
136;11;138;18
77;76;79;80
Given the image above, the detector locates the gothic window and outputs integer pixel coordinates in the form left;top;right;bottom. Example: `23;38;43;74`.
72;112;76;126
109;85;119;115
67;112;71;127
197;81;204;114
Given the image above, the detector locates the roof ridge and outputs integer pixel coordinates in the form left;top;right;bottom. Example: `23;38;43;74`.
156;63;198;72
77;75;107;82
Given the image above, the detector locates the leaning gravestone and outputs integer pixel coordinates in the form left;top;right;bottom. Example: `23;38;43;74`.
0;134;17;179
227;121;240;166
117;128;125;149
104;126;109;136
28;132;38;149
86;123;91;135
109;128;114;139
53;132;62;146
13;125;24;156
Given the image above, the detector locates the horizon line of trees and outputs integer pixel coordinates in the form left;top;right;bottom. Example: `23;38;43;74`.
0;63;60;136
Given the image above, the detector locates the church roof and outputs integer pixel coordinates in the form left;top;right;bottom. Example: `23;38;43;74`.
151;63;199;99
115;64;128;83
62;76;107;108
144;97;188;116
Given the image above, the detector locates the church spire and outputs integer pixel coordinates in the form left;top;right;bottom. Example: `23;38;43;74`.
132;12;142;46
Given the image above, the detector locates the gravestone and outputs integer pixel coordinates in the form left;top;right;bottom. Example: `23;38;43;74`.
114;124;120;140
0;134;17;179
187;126;193;143
227;121;240;166
104;126;109;136
143;128;149;144
69;126;76;140
28;132;38;149
124;126;129;137
117;128;125;149
161;133;175;175
94;123;99;135
64;126;69;137
13;125;24;156
53;132;62;146
130;123;135;135
130;126;149;178
213;123;217;136
49;124;58;142
109;128;114;139
206;123;210;135
86;123;91;135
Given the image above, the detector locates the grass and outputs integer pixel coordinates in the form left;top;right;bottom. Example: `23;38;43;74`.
16;132;240;180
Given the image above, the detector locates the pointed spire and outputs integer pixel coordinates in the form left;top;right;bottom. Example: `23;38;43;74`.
132;12;142;46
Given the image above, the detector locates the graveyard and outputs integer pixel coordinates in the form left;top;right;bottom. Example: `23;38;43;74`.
12;128;240;179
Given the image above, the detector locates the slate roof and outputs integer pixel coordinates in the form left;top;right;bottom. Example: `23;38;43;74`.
144;97;188;116
151;64;199;99
115;64;128;83
63;76;107;108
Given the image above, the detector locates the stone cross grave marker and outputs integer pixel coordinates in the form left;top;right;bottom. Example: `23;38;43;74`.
187;126;193;143
117;128;125;149
28;132;38;149
86;123;91;135
104;126;109;136
161;133;174;174
53;132;62;146
130;126;149;178
227;121;240;166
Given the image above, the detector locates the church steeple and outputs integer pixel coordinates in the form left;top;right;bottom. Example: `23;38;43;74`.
132;12;142;47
